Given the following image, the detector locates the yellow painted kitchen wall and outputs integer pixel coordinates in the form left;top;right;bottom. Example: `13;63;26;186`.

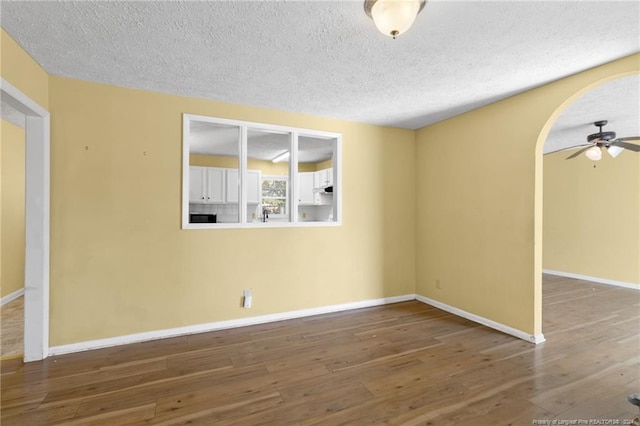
0;120;26;297
190;154;318;174
543;150;639;285
415;54;639;336
48;76;416;346
315;159;333;171
0;29;49;110
191;154;328;174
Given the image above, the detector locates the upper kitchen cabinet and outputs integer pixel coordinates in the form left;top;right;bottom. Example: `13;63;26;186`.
185;119;240;224
189;166;225;204
297;135;338;222
314;168;333;189
247;170;261;205
298;172;315;205
226;168;261;205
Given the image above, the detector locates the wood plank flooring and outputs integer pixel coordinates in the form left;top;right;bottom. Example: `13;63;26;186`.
1;275;639;425
0;296;23;359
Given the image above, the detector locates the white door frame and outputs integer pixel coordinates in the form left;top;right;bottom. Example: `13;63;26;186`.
1;78;50;361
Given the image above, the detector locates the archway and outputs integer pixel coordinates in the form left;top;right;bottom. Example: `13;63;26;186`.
533;71;639;336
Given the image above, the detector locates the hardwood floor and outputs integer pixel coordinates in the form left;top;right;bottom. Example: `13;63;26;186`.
1;275;639;425
0;296;24;360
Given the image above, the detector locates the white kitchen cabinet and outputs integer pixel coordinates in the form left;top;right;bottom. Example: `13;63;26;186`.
314;168;333;189
298;172;315;205
313;168;333;206
189;166;205;203
226;169;260;204
226;169;239;203
299;169;333;206
247;170;261;204
190;166;225;204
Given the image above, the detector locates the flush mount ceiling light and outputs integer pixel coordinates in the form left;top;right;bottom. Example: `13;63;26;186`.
364;0;426;39
271;151;290;163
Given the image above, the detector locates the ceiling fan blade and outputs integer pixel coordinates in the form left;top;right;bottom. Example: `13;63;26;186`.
606;145;624;158
617;136;640;142
612;141;640;152
544;144;590;155
565;146;591;160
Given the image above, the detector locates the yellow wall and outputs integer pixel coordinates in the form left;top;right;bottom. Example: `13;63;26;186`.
2;22;637;347
315;159;333;171
0;29;49;110
1;28;48;301
191;154;285;174
543;150;639;285
48;76;416;346
190;154;326;174
190;154;239;169
0;119;26;297
415;54;640;336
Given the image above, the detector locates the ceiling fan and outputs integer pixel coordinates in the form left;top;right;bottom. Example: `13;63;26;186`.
547;120;640;161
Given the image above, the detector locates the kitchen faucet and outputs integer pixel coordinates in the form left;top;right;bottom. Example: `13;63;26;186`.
262;208;269;222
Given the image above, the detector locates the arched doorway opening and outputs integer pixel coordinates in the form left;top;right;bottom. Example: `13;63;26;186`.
534;71;639;337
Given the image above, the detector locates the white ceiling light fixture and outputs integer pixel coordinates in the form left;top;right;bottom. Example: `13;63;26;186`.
271;151;290;163
585;145;602;161
364;0;426;39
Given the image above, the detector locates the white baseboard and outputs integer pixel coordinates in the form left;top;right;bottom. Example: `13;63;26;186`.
49;294;415;356
543;269;639;290
1;288;24;306
415;294;545;344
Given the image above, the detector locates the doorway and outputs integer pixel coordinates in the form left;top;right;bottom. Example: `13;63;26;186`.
535;71;640;339
1;101;26;359
1;78;50;362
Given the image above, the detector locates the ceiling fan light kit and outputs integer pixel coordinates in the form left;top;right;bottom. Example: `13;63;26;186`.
364;0;426;39
587;120;616;143
546;120;640;162
606;144;624;158
585;145;602;161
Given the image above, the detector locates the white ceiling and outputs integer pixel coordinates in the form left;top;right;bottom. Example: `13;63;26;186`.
1;1;638;148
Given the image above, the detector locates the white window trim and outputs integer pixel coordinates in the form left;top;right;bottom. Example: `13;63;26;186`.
182;114;342;229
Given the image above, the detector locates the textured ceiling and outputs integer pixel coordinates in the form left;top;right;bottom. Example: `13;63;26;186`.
2;0;638;133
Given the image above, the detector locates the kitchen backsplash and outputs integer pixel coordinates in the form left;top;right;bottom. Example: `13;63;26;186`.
190;203;332;223
190;203;263;223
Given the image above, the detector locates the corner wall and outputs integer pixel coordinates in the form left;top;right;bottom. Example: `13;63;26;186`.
0;28;49;110
415;53;640;337
48;76;416;346
543;149;640;286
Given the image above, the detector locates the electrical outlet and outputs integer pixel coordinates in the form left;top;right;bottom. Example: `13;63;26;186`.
435;279;441;290
243;289;252;308
252;212;256;219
